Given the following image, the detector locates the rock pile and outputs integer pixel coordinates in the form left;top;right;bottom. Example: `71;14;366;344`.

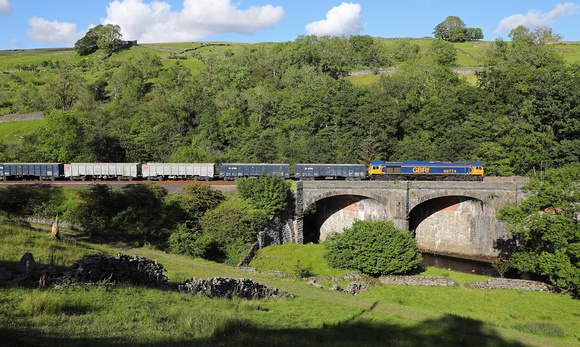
379;276;456;287
466;278;554;292
308;279;371;295
0;253;59;286
65;253;169;286
178;277;291;299
1;253;294;300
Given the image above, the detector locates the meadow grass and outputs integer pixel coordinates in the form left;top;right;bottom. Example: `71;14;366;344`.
1;213;580;345
250;243;354;278
0;213;117;272
0;119;44;140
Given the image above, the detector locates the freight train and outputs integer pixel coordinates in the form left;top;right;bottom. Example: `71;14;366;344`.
0;161;484;181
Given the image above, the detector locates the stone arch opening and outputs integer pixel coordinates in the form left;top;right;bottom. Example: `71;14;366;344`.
408;195;492;255
303;194;389;243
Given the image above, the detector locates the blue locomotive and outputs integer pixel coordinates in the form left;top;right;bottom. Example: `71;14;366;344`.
368;161;484;181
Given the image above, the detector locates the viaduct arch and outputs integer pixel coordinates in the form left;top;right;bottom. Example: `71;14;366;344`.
285;178;528;258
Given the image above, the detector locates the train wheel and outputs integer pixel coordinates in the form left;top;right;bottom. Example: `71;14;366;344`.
158;176;164;181
81;176;86;181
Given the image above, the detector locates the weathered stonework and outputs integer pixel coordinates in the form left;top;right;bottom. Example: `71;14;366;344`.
295;178;528;258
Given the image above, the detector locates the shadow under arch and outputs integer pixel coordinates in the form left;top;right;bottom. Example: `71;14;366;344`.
303;194;389;244
408;195;495;256
408;195;487;232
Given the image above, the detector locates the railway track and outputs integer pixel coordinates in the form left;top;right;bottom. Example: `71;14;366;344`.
0;179;237;193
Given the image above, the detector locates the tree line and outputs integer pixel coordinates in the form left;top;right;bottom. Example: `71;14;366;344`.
1;31;579;177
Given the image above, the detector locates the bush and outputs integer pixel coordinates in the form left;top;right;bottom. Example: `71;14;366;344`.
199;199;268;245
324;220;422;277
236;174;291;216
170;199;267;264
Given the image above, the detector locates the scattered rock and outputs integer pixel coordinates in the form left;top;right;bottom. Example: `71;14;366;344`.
178;277;292;299
308;279;369;295
330;284;342;292
344;282;370;295
236;266;259;273
263;270;293;278
307;279;325;289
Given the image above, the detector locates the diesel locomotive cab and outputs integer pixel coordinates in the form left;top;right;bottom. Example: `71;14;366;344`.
368;160;484;181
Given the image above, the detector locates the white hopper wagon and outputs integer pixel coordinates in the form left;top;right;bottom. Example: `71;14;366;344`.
64;163;139;181
142;163;214;181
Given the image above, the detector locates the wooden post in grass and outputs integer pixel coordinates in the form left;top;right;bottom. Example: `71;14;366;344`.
50;213;60;240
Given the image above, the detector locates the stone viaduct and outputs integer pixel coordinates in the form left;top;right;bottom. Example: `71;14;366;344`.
260;177;528;259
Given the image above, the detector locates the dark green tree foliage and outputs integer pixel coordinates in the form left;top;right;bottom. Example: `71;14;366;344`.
197;199;268;265
6;34;580;177
387;39;419;62
476;37;568;174
110;183;176;245
97;24;122;55
74;25;103;56
178;183;225;226
74;24;122;56
324;220;422;277
509;25;563;45
433;16;483;42
426;39;457;66
37;110;89;162
498;164;580;295
75;184;118;230
236;173;292;216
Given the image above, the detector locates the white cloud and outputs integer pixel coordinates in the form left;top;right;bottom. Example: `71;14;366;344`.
102;0;285;43
0;0;12;16
495;2;579;33
305;2;365;36
26;17;81;45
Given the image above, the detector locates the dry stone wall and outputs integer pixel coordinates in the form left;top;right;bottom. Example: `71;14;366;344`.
0;112;44;123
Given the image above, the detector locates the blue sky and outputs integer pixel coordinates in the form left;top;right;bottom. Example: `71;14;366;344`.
0;0;579;50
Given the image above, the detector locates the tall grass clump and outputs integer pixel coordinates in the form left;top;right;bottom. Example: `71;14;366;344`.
21;290;62;316
512;322;567;338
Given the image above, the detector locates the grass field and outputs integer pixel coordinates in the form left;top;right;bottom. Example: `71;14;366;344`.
1;213;579;346
0;119;44;142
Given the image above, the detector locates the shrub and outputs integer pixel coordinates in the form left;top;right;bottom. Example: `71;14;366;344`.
199;199;268;245
236;174;291;216
170;199;266;264
324;220;422;277
75;184;119;229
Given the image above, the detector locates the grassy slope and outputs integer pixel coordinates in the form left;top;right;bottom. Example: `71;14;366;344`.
0;119;44;143
1;215;579;346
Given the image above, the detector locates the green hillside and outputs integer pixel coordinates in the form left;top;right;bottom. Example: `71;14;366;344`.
1;36;579;177
1;213;579;346
0;119;44;143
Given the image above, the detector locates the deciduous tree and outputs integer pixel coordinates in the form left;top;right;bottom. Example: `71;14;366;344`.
498;163;580;295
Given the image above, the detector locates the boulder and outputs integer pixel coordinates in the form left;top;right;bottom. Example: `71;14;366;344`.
15;253;36;279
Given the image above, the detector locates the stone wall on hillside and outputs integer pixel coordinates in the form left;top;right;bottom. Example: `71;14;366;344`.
0;112;44;123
